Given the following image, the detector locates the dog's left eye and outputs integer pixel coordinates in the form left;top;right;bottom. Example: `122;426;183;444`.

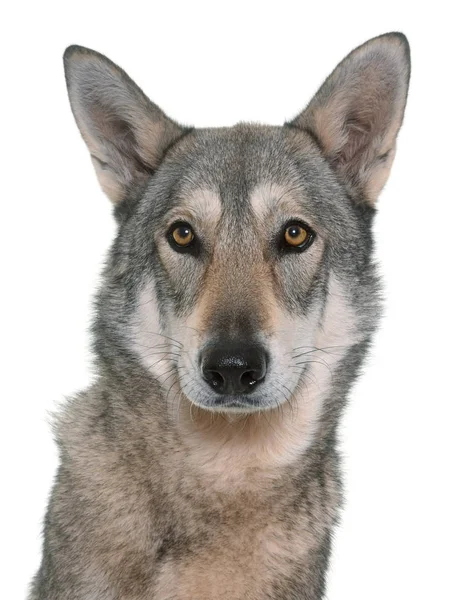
282;221;315;251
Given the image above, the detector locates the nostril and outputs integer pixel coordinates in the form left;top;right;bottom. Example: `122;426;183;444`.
240;370;261;389
203;369;225;391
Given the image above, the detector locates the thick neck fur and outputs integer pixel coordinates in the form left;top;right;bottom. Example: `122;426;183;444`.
61;338;364;501
84;269;373;500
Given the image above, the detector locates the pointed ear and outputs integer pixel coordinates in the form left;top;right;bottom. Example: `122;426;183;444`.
287;33;410;205
63;46;188;204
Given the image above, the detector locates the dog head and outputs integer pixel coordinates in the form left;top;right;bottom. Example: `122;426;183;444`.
64;34;409;419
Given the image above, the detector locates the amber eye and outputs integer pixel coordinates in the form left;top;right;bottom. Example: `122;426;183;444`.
283;222;314;250
169;222;195;248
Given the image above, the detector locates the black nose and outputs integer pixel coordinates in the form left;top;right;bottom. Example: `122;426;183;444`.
201;343;267;394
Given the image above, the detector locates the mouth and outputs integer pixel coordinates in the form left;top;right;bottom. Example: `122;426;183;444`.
202;395;269;413
183;383;284;414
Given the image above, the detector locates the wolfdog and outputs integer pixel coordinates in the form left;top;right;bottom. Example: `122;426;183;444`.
29;33;410;599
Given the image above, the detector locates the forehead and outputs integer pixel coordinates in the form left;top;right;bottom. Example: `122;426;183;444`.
146;123;358;236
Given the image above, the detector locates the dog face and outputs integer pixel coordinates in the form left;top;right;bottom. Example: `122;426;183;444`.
64;34;409;417
127;127;369;415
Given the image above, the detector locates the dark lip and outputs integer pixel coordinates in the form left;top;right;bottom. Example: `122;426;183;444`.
205;395;267;410
212;395;257;406
189;393;283;413
217;400;251;408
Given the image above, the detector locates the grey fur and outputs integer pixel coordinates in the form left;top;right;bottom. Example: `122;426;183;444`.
29;32;410;599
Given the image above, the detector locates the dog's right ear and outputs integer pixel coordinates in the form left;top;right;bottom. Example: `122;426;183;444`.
63;46;188;205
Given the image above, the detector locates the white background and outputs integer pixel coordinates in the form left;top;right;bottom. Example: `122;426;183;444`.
1;1;460;598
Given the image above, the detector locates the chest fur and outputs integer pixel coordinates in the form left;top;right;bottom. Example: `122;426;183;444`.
151;513;314;600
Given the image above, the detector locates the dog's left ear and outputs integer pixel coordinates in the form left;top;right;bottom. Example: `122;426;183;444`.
63;46;188;205
288;33;410;206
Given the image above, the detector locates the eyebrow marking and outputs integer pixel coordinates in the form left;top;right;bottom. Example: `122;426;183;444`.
250;183;283;219
165;188;222;226
250;182;310;218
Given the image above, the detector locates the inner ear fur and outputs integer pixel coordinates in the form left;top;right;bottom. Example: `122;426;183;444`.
63;45;189;204
287;32;410;206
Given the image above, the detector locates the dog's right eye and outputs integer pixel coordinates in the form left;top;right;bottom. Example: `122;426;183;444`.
167;221;197;253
